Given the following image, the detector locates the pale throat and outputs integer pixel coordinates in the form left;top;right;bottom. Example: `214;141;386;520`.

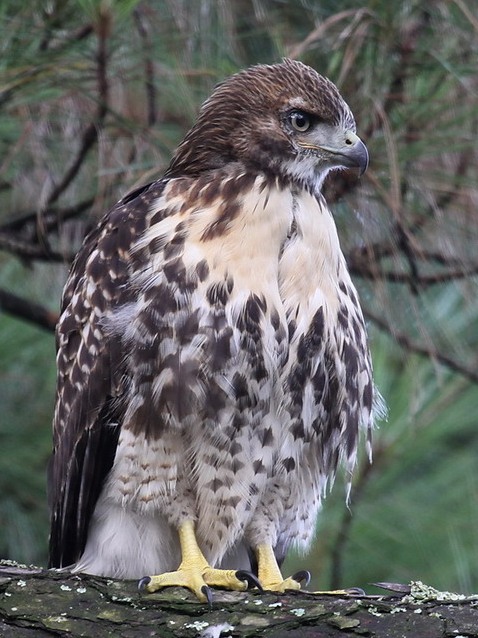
186;176;295;294
278;188;348;318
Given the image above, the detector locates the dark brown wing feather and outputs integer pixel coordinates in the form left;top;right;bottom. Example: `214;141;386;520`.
48;180;165;568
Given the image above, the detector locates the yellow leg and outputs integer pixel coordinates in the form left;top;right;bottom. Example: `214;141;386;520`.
140;521;251;602
256;545;360;595
256;544;304;592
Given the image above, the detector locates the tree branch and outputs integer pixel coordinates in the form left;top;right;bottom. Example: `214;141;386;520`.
1;561;478;637
0;197;94;235
44;12;110;208
0;233;66;262
348;261;478;287
134;6;157;126
0;289;58;332
364;308;478;384
329;437;393;590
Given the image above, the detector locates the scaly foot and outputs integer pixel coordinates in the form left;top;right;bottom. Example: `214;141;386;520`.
256;545;311;592
254;543;365;595
139;566;256;602
139;521;260;603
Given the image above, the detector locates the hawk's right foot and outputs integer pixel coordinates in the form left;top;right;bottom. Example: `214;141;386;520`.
138;521;259;603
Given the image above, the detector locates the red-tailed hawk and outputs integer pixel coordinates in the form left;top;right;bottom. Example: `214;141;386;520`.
49;59;376;601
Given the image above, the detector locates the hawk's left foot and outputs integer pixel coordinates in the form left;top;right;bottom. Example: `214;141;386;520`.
256;545;311;592
255;545;361;595
139;521;259;603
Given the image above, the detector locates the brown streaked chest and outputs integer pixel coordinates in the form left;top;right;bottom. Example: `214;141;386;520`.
128;174;353;386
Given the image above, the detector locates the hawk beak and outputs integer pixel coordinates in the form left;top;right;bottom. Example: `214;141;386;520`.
340;131;369;176
316;131;369;176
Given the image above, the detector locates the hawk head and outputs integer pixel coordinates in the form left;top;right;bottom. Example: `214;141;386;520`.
166;58;368;190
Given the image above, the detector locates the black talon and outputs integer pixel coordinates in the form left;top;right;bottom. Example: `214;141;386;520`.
138;576;151;591
292;570;311;587
236;570;264;591
201;585;214;609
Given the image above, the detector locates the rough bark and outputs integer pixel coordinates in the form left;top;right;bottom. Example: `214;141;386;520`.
1;560;477;637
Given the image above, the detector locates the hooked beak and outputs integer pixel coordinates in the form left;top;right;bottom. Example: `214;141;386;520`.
340;131;369;175
319;130;369;176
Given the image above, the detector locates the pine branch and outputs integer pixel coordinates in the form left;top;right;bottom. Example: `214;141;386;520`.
0;233;66;262
364;308;478;384
348;259;478;287
134;6;157;126
0;289;58;332
44;12;110;208
0;197;94;235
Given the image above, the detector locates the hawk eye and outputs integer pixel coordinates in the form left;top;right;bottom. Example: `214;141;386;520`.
289;110;312;132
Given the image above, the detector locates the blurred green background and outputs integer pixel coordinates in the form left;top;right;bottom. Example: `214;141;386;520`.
1;0;477;594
